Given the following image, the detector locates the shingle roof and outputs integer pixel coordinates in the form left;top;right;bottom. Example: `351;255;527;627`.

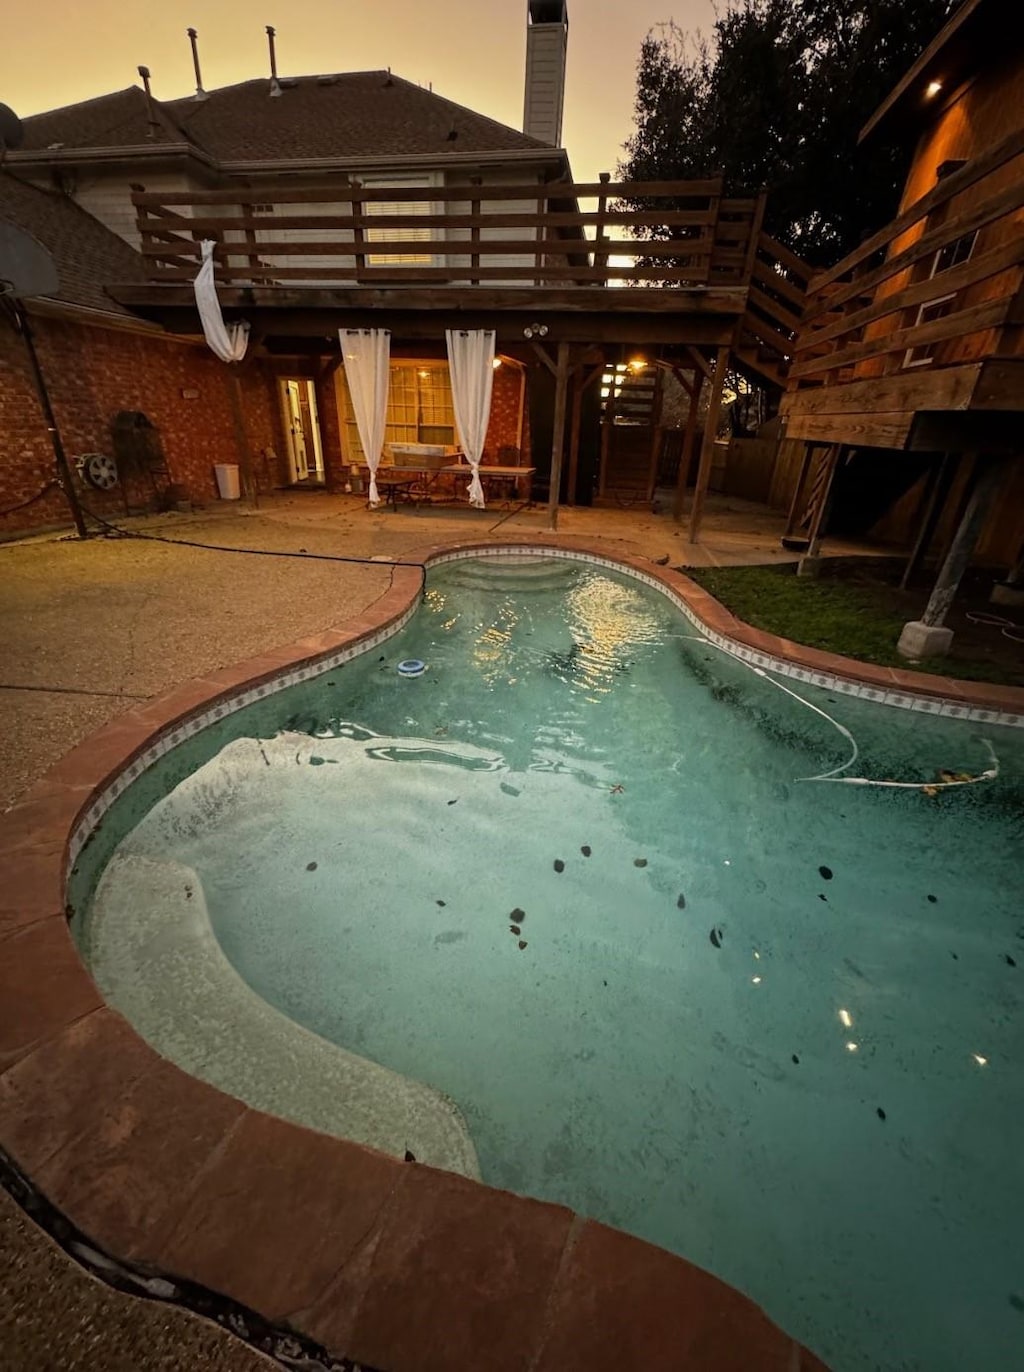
0;172;148;315
20;86;190;152
20;72;554;163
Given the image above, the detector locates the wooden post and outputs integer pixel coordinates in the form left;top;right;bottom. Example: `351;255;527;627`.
645;366;665;503
228;371;258;506
687;345;729;543
547;341;571;530
598;372;616;499
566;365;584;506
672;371;703;520
798;444;842;571
535;189;547;285
919;455;1005;628
351;186;366;278
900;453;956;589
782;442;815;537
469;176;482;286
594;172;611;286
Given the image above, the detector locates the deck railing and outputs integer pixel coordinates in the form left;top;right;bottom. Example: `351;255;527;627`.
788;127;1024;390
131;177;771;289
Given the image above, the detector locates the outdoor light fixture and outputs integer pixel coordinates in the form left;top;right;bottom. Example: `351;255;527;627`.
926;79;943;98
492;356;503;369
523;322;549;339
628;356;648;372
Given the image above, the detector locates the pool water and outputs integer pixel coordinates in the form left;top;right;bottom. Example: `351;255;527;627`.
75;557;1024;1372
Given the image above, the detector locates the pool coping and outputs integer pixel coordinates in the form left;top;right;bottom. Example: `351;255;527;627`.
4;537;1021;1371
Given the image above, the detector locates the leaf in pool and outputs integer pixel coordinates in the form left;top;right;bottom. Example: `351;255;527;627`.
306;862;318;872
710;927;723;949
1006;954;1017;968
511;924;521;936
634;858;648;869
818;893;828;902
791;1054;800;1065
554;859;565;873
927;894;938;903
511;908;526;922
819;865;833;881
581;845;592;857
500;782;521;797
447;798;459;806
436;899;446;907
404;1149;416;1162
518;940;528;950
877;1108;886;1121
676;893;686;909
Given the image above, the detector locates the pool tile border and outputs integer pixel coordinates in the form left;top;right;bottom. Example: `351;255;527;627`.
6;538;1021;1371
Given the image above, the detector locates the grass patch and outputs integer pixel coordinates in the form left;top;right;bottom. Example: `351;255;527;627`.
686;562;1023;688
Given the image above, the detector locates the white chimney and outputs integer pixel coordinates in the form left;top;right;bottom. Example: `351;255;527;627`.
523;1;568;147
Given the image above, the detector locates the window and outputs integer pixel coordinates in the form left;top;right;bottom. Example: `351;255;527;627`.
904;294;955;367
362;179;434;267
932;229;977;275
901;230;977;368
339;364;454;461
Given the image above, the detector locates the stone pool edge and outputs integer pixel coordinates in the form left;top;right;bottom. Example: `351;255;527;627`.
7;536;1019;1371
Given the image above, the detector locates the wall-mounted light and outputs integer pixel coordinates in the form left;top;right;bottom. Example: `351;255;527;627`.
523;322;549;339
628;356;647;372
492;356;503;370
925;79;943;98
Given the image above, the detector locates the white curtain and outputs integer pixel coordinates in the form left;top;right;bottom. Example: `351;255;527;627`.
340;328;391;508
445;329;495;509
193;241;249;363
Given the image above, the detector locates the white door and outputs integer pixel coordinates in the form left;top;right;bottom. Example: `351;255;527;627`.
283;380;309;481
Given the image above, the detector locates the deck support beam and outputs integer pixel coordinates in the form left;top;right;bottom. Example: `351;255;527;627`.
897;453;1006;658
672;368;703;520
547;341;571;531
899;453;956;590
687;345;730;543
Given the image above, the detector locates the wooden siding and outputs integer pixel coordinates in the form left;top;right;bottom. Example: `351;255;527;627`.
781;50;1024;450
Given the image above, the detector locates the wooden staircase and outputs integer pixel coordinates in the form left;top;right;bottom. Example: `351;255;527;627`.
734;231;815;391
596;368;662;506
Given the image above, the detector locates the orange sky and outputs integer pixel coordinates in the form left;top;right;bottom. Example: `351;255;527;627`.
1;0;715;183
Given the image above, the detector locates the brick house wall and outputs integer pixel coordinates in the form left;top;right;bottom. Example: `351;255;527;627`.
483;362;529;462
1;311;282;536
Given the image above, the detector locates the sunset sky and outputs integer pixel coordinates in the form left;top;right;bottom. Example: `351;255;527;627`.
0;0;716;183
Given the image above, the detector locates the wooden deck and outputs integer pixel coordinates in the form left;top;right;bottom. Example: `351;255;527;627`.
109;177;810;379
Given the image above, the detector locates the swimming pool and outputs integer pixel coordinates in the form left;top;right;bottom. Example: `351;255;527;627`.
72;553;1024;1372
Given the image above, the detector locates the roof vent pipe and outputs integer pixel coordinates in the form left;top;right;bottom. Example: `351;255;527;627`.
266;25;282;97
137;65;160;137
187;28;208;100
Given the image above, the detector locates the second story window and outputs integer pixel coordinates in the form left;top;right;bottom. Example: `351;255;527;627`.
903;229;978;367
932;229;977;275
361;179;434;267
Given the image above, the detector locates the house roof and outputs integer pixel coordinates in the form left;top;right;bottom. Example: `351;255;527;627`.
19;86;190;153
0;171;147;316
859;0;1015;143
20;72;556;164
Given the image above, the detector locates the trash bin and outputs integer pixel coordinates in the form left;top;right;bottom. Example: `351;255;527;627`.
214;463;241;499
